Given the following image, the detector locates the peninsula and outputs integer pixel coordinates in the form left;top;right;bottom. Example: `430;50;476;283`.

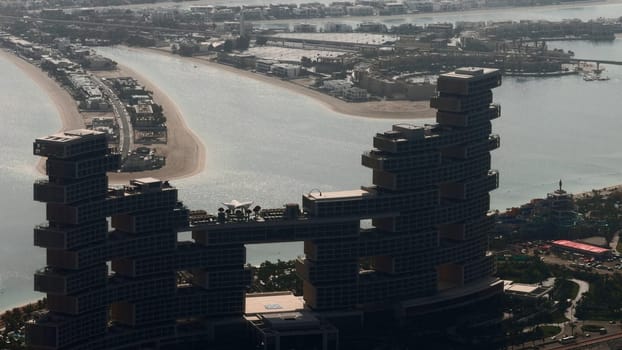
0;43;205;184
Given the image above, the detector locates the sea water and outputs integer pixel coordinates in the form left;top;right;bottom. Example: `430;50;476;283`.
1;9;622;310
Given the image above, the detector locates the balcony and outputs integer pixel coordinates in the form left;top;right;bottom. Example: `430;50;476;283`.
46;153;120;179
488;134;500;150
33;180;64;203
362;151;441;171
430;91;493;113
34;220;107;250
34;176;107;204
490;104;501;120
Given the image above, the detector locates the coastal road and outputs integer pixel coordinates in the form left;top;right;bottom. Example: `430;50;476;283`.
91;74;133;157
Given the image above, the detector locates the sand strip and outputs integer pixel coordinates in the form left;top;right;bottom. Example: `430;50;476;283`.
96;65;207;184
0;48;205;184
142;47;435;120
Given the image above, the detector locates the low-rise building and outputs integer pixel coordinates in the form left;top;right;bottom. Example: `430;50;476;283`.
256;59;278;73
324;22;353;32
82;55;116;70
503;280;554;301
322;79;352;95
551;240;611;258
358;22;387;33
343;86;368;101
346;5;375;16
217;52;256;68
381;3;408;15
324;5;346;17
293;23;318;33
271;63;301;78
129;94;153;105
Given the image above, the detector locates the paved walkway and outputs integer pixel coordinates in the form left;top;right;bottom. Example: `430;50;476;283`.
565;279;589;322
610;232;620;254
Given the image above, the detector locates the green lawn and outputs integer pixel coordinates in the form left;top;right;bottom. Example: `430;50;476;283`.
549;309;569;323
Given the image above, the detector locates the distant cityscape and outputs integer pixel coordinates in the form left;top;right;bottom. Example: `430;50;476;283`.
0;0;607;16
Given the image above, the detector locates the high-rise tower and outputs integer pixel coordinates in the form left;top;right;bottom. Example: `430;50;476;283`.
28;67;503;350
300;67;503;313
28;130;189;350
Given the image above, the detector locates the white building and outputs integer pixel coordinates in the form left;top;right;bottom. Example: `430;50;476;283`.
271;63;301;78
322;79;352;96
256;59;278;73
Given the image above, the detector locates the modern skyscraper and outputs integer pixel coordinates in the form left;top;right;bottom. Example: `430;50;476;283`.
29;130;190;349
28;67;503;350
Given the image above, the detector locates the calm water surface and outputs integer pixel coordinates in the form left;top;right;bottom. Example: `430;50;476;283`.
1;8;622;310
0;55;60;309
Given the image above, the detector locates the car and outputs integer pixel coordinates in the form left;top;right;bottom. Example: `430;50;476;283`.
610;320;616;324
585;333;590;337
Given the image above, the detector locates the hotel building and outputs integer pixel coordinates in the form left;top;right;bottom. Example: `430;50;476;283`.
28;67;503;350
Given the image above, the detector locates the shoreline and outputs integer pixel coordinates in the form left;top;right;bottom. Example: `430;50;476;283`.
257;0;622;25
143;47;435;120
0;49;84;130
0;49;85;177
89;0;622;19
575;184;622;199
95;65;207;184
0;48;206;185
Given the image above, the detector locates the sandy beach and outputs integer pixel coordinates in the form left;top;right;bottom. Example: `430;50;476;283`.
146;47;435;120
94;66;207;184
0;48;206;184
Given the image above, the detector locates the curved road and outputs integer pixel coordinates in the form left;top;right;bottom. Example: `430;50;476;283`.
566;278;589;322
